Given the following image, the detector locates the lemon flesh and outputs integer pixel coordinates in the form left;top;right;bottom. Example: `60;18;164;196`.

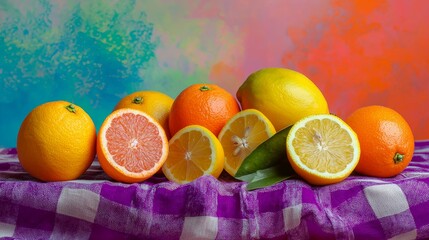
162;125;224;184
286;114;360;185
218;109;276;176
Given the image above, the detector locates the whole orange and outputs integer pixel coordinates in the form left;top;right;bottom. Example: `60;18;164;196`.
345;105;414;177
17;101;96;181
114;91;174;138
169;84;240;136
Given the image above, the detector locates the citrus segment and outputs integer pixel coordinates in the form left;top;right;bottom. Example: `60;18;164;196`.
286;114;360;185
97;109;168;183
218;109;276;176
162;125;224;184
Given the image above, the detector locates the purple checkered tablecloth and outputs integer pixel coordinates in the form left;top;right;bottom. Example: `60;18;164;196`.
1;141;429;239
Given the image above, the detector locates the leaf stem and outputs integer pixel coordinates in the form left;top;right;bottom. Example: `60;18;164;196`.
132;96;143;104
393;153;404;164
199;86;210;91
65;104;76;113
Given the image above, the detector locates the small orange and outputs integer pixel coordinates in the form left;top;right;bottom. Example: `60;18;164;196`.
97;108;169;183
345;105;415;178
114;91;174;138
169;84;240;136
17;101;96;181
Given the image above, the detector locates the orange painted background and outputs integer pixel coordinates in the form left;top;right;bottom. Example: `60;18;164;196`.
1;0;428;147
207;0;429;140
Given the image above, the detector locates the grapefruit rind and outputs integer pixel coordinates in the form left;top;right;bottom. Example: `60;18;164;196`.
97;108;168;183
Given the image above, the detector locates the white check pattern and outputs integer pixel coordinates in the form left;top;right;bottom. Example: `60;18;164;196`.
1;142;429;239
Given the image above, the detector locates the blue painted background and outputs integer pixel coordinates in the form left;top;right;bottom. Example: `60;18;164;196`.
1;1;166;147
2;1;429;147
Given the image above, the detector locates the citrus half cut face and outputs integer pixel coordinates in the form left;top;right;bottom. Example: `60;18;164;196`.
162;125;224;184
97;109;169;183
218;109;276;176
286;114;360;185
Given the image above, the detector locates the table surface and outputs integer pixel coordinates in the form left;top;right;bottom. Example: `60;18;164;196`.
1;141;429;240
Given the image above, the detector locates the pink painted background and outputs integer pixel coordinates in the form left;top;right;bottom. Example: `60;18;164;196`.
203;0;429;140
1;0;428;146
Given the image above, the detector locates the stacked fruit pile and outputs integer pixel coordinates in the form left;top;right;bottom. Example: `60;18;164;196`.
17;68;415;189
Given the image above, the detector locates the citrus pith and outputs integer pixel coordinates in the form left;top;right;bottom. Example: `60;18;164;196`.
97;108;169;183
162;125;224;184
286;114;360;185
114;90;174;138
218;109;276;176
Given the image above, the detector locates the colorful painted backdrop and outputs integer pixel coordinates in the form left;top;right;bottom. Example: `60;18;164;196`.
1;0;428;147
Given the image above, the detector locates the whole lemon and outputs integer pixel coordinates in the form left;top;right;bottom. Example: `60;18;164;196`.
17;101;96;181
236;68;329;130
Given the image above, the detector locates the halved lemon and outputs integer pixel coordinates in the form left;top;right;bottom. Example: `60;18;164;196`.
162;125;224;184
218;109;276;176
286;114;360;185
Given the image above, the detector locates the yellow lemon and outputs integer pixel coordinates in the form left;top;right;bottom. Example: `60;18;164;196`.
286;114;360;185
236;68;329;131
218;109;276;177
162;125;224;184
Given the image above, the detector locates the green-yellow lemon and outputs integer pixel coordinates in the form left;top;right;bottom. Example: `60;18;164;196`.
236;68;329;130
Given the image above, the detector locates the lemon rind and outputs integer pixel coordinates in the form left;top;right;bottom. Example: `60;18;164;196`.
163;125;224;184
218;109;276;176
286;114;360;180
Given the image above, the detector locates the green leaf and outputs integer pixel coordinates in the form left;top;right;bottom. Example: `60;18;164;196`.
235;125;296;190
245;165;294;191
235;125;293;179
